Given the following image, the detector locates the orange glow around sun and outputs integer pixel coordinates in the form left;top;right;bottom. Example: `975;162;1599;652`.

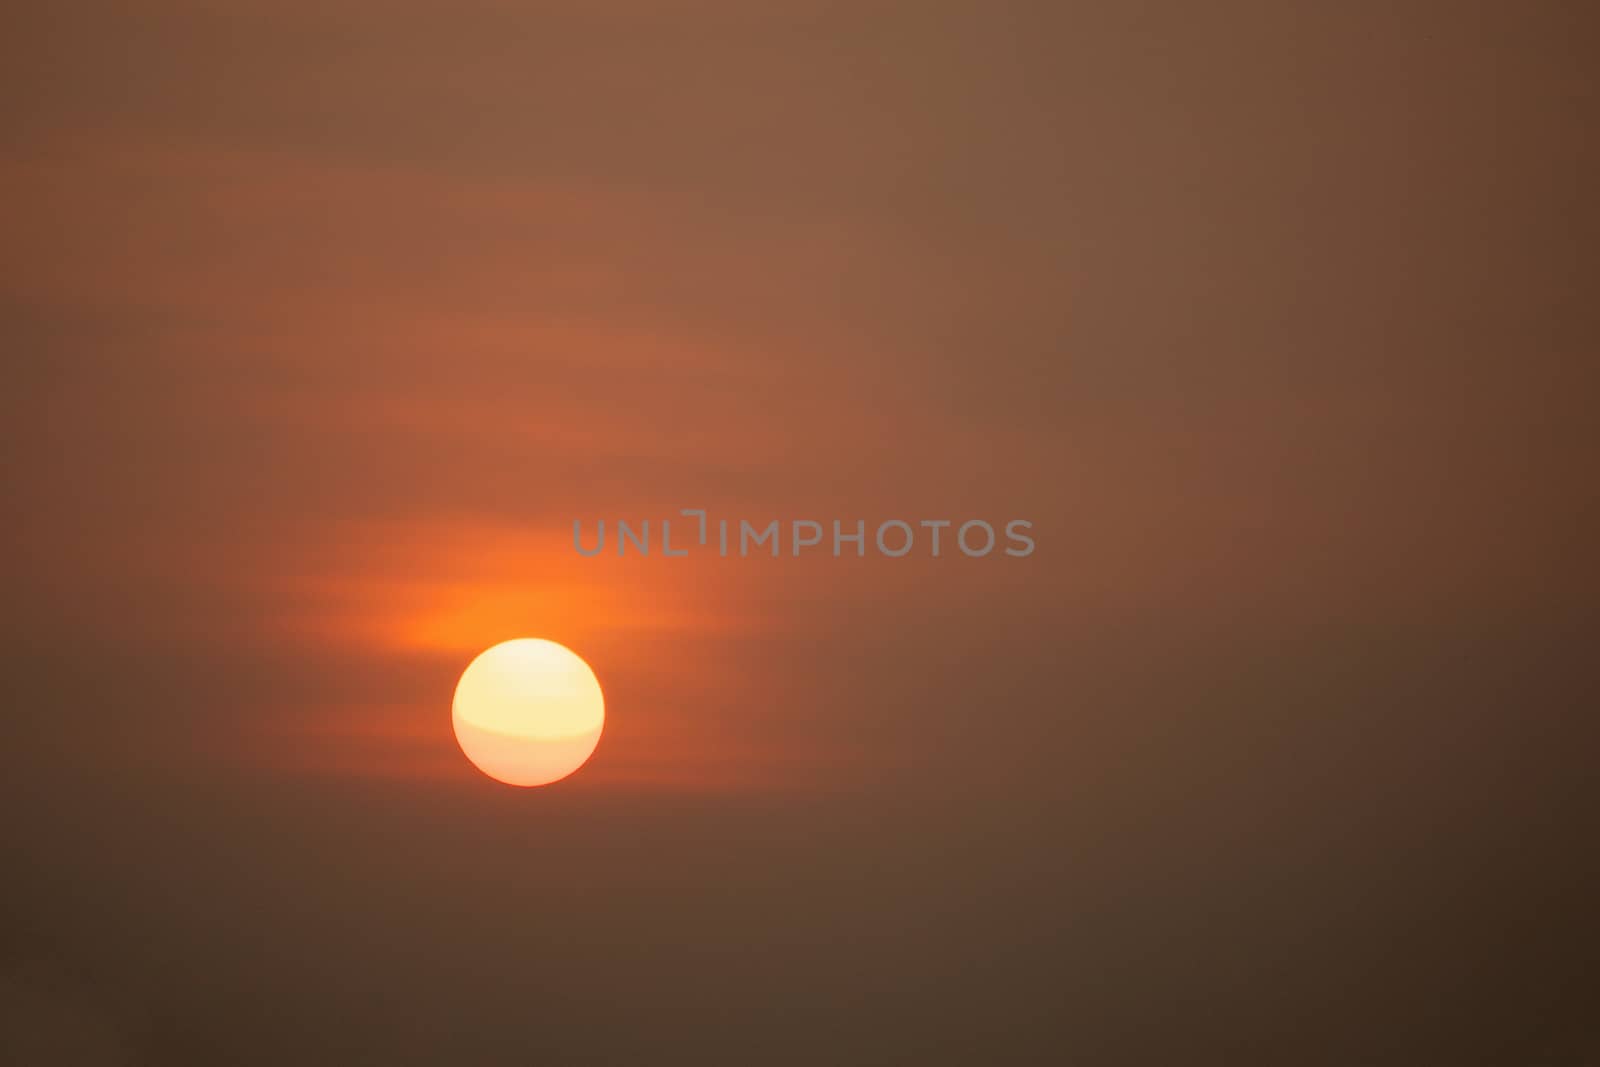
232;519;850;790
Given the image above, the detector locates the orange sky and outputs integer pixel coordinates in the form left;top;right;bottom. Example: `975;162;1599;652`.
2;2;1595;1062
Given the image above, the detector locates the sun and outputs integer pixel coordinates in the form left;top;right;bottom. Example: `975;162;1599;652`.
452;639;605;786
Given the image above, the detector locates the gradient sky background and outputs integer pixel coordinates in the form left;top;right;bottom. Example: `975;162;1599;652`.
3;1;1596;1063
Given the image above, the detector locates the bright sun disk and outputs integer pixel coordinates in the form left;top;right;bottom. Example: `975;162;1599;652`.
452;638;605;787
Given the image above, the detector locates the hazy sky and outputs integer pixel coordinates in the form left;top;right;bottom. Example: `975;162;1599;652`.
3;2;1595;1063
